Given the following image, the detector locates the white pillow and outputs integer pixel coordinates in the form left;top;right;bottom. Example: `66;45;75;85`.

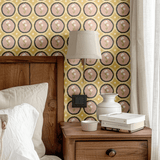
40;155;62;160
0;83;48;158
0;114;8;160
0;103;40;160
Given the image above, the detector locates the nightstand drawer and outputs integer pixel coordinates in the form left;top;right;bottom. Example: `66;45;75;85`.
76;141;148;160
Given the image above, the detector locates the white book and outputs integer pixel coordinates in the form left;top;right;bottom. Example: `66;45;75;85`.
101;120;144;132
99;113;145;124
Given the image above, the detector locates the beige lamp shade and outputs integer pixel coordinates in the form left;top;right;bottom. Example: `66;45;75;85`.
66;31;102;59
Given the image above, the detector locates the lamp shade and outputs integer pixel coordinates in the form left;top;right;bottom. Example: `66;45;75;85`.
66;31;102;59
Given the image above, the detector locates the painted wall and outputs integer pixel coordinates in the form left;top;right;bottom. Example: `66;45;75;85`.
0;0;130;122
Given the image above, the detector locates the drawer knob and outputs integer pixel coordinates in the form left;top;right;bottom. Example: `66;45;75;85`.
106;149;116;157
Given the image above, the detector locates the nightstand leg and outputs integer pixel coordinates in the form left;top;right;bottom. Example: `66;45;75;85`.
63;136;75;160
148;138;151;160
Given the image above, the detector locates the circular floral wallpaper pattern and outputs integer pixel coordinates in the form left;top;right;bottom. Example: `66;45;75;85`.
0;0;130;122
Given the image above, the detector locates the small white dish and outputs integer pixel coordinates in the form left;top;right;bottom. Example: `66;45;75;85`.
81;120;99;131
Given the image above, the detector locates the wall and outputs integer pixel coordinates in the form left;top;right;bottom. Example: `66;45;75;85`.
0;0;130;122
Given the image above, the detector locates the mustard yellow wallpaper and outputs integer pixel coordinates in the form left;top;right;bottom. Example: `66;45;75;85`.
0;0;130;122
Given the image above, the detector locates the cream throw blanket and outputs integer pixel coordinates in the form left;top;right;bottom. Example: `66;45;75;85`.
0;115;8;160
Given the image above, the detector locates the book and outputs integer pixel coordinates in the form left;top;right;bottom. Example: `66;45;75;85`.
101;120;144;133
99;113;145;124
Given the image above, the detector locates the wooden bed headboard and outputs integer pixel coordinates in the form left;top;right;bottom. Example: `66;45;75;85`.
0;56;64;157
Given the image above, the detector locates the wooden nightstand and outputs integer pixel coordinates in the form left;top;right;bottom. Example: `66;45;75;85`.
60;122;151;160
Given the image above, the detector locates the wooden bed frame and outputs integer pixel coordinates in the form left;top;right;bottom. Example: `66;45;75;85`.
0;56;64;158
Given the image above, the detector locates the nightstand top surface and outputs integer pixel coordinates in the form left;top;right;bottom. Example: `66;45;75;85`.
60;122;151;139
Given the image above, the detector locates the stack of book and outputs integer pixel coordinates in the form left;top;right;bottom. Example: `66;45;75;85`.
99;113;145;133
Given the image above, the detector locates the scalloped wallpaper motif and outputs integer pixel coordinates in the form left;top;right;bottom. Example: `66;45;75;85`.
0;0;130;122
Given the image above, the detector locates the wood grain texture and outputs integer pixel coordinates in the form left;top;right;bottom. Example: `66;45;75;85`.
60;122;152;139
63;136;75;160
56;57;64;158
76;141;148;160
61;122;152;160
0;57;64;158
148;137;151;160
30;63;58;155
57;57;64;124
0;63;29;89
0;56;57;63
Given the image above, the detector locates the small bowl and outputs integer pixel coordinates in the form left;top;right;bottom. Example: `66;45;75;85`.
81;120;99;131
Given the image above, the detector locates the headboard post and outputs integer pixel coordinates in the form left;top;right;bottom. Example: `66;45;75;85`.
57;56;64;124
57;57;64;158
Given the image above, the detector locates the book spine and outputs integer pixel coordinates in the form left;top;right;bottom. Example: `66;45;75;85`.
127;116;145;124
99;116;127;124
101;121;131;130
101;121;144;131
99;116;145;124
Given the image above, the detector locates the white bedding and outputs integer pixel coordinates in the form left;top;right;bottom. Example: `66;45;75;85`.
0;103;40;160
0;83;62;160
40;155;62;160
0;83;48;158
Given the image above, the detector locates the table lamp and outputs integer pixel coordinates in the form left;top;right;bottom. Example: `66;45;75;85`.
66;31;102;69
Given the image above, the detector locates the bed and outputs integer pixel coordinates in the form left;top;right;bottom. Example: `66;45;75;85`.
0;56;64;160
